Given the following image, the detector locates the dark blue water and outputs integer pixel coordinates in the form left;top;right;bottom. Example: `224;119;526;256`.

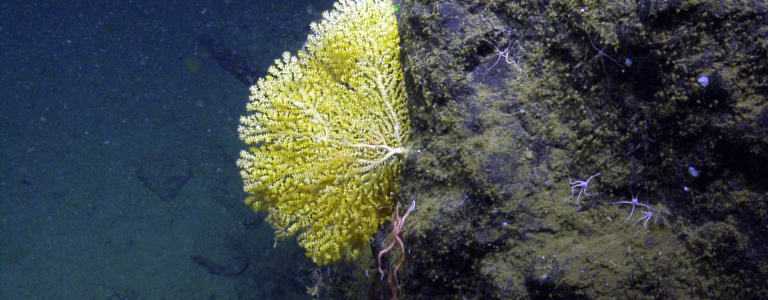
1;0;333;298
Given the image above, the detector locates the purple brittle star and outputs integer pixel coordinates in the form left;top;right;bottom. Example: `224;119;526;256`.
611;184;650;224
563;173;600;207
631;207;654;230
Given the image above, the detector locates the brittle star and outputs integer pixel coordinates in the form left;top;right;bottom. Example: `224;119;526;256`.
367;201;416;300
563;173;600;206
624;118;662;156
611;184;650;224
631;207;654;230
573;31;621;78
485;39;519;71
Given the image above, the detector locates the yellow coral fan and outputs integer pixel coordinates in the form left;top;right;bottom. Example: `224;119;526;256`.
237;0;410;266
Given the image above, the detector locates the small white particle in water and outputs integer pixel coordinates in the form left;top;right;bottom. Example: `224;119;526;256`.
625;58;633;67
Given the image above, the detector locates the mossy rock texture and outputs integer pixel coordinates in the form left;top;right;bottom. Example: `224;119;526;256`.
376;0;768;299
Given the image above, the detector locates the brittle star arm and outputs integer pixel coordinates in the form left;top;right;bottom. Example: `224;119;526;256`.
631;210;654;230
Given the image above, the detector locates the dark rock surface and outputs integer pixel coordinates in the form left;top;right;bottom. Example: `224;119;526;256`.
374;0;768;299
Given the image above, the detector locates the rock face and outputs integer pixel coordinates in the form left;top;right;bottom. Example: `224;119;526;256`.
368;0;768;299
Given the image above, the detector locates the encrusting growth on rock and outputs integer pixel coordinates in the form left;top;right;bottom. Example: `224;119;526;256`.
237;0;410;266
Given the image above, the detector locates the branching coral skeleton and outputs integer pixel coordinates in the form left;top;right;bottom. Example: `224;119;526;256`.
351;141;409;171
302;93;409;173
